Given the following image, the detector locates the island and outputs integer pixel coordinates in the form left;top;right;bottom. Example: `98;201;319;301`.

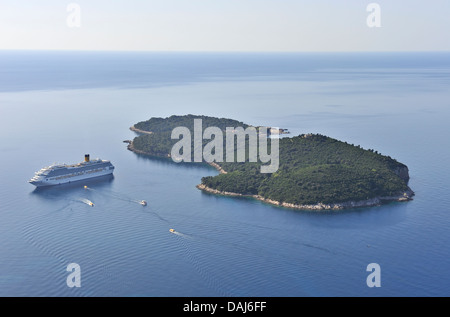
127;114;414;210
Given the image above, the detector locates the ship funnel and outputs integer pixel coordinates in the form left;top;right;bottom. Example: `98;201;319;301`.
85;154;90;162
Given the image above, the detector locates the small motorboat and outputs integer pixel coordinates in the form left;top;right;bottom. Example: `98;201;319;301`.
140;200;147;206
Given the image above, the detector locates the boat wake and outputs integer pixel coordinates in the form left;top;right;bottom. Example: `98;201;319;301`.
79;198;94;207
84;186;146;206
169;228;192;239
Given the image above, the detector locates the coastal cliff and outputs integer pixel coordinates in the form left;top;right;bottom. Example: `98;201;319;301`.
393;165;410;182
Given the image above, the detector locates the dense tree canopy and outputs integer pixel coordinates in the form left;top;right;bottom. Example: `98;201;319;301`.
134;114;249;133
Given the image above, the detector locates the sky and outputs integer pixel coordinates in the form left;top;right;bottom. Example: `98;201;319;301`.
0;0;449;52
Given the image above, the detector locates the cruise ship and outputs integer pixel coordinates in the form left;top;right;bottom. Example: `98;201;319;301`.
29;154;114;187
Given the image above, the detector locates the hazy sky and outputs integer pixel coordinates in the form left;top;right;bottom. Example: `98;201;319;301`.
0;0;449;51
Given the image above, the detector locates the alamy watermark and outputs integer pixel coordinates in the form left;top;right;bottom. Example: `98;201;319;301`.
64;3;380;29
66;263;81;288
366;263;381;287
64;3;380;30
67;3;81;28
170;119;280;173
366;3;381;28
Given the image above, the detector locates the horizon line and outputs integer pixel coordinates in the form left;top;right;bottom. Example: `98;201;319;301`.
1;49;450;54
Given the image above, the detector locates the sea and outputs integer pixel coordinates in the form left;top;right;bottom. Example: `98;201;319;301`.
0;51;449;297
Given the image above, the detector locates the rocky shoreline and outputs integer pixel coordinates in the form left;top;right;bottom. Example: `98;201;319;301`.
198;162;415;211
208;162;227;174
130;125;153;135
197;183;414;211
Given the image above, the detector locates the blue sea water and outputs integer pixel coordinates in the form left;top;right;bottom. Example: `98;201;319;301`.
0;51;449;296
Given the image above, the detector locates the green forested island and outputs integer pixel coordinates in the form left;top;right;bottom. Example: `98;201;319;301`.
128;115;414;210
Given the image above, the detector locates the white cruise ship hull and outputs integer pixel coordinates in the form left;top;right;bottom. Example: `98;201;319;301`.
29;155;115;187
30;168;113;187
